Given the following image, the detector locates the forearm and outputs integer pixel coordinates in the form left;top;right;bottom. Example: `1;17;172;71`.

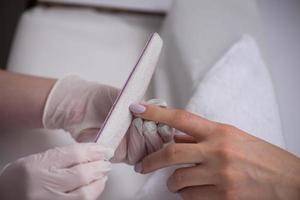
0;70;56;128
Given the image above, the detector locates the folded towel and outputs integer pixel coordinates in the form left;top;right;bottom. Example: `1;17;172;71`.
134;35;285;199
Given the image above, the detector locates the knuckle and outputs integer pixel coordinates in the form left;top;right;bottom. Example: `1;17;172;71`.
172;110;192;125
71;148;85;163
214;144;232;161
219;169;231;182
218;169;238;189
165;144;180;163
214;142;242;166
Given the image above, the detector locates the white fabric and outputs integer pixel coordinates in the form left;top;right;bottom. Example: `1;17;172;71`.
135;35;285;199
149;0;265;109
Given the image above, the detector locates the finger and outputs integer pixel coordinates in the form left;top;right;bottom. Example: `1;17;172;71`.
68;176;108;200
113;118;145;164
174;134;197;143
167;165;215;193
143;120;163;154
179;185;219;200
111;135;127;163
136;143;206;174
48;143;113;168
146;99;174;143
126;119;146;165
157;123;174;142
130;104;217;140
55;161;111;192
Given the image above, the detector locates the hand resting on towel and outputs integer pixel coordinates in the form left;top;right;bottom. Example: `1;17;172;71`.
130;103;300;200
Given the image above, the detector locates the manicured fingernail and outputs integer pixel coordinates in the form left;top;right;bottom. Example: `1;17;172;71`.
129;103;146;114
134;162;143;173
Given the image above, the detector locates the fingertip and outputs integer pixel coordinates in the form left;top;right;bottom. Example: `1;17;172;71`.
134;162;143;174
98;161;112;172
129;103;146;114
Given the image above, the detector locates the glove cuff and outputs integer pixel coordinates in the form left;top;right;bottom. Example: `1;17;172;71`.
42;75;97;139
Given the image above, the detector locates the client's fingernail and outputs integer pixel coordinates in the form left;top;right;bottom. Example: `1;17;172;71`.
134;162;143;173
129;104;146;114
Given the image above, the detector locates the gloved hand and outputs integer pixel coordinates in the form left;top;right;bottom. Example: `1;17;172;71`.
0;143;113;200
43;76;174;165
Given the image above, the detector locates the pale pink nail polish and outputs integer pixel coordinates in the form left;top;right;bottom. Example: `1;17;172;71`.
129;103;146;114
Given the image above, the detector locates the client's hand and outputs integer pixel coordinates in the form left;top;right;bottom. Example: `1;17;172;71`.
0;143;112;200
130;103;300;200
43;76;173;165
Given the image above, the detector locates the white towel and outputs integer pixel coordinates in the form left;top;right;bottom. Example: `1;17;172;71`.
135;35;285;199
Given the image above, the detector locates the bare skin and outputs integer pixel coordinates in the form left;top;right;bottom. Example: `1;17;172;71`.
0;70;56;128
132;104;300;200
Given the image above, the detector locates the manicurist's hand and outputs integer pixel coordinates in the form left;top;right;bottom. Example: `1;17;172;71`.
0;143;112;200
129;103;300;200
0;71;173;166
43;75;173;165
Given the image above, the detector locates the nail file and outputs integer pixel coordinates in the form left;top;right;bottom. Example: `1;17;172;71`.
95;33;163;156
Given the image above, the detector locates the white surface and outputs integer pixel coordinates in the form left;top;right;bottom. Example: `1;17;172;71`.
39;0;173;13
257;0;300;156
137;35;284;199
8;6;162;87
97;33;163;151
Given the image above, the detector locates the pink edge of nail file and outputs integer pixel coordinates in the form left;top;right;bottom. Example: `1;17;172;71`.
95;33;163;156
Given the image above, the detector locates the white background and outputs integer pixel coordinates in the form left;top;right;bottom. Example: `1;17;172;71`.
258;0;300;156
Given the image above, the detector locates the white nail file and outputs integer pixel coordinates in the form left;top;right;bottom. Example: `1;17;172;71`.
95;33;163;155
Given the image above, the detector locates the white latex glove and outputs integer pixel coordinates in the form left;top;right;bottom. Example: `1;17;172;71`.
43;76;174;165
0;143;113;200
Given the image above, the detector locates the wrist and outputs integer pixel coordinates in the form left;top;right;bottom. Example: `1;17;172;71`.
42;75;102;139
0;70;56;128
275;155;300;200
